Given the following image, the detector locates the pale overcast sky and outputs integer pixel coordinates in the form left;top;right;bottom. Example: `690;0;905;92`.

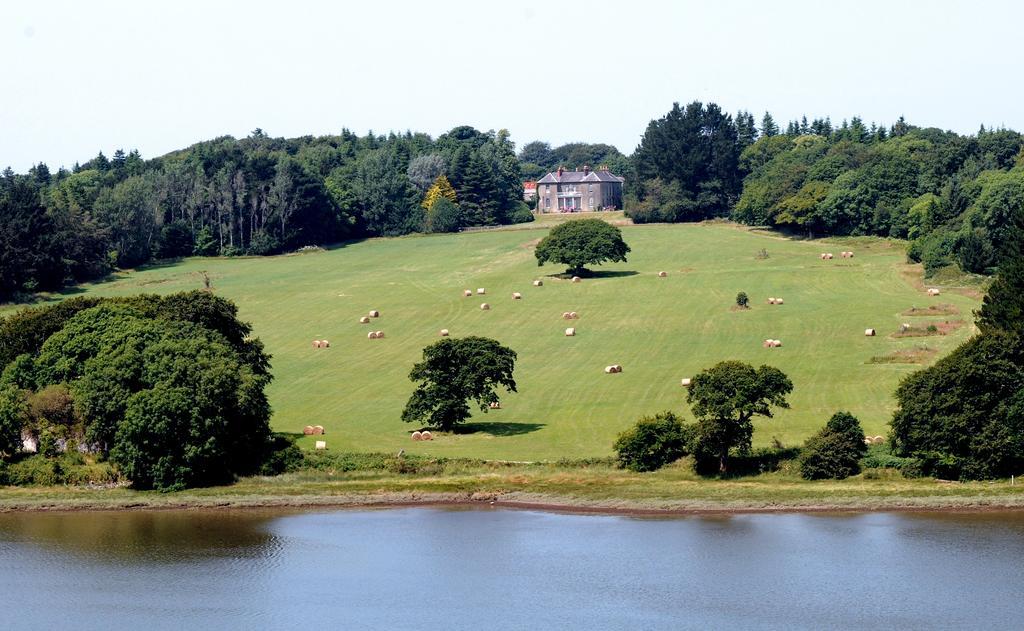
2;0;1022;172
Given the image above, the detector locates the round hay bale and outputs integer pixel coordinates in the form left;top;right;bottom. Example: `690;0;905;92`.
359;316;370;324
604;365;614;374
369;310;380;318
763;340;772;348
412;431;422;441
569;311;578;319
464;289;472;297
480;303;490;310
312;340;321;348
571;276;581;283
439;329;449;336
314;425;325;435
512;292;522;299
613;364;623;373
873;435;885;444
865;328;876;336
367;331;377;339
489;402;501;409
927;288;941;296
820;253;827;260
533;280;543;286
768;297;776;304
303;425;314;435
773;339;782;347
562;311;571;319
826;253;834;259
565;327;575;336
681;378;691;387
658;271;667;277
477;288;486;295
864;438;873;445
375;330;384;338
847;251;854;258
421;431;432;441
775;298;784;305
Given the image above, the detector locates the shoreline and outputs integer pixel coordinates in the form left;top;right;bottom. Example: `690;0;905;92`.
5;489;1024;517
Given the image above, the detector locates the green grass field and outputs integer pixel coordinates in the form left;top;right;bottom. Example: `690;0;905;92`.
4;218;980;460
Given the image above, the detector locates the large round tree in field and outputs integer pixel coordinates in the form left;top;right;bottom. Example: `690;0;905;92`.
534;218;630;276
402;336;517;431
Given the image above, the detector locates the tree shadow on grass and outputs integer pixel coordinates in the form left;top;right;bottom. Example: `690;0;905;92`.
547;270;638;279
453;422;546;436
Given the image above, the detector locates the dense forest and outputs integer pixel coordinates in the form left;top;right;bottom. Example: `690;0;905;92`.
2;104;1023;301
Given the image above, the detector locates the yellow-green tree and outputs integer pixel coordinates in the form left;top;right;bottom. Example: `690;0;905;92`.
421;175;457;209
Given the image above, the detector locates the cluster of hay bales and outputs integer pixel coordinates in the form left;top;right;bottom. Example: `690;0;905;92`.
561;311;579;320
840;251;854;258
571;276;582;283
315;440;327;450
680;378;692;387
604;364;623;374
927;288;941;296
820;252;834;260
763;339;783;348
367;330;384;339
477;288;486;295
303;425;326;435
488;402;501;409
312;339;331;348
369;310;380;318
565;327;576;336
767;297;784;305
412;430;433;441
533;280;543;286
512;292;522;300
865;328;876;336
658;271;668;277
439;329;449;337
863;435;885;445
480;303;490;310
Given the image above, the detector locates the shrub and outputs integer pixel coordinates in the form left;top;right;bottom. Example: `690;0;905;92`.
0;385;27;458
259;435;305;475
6;455;64;486
509;203;535;225
613;411;694;472
736;291;749;308
799;411;867;480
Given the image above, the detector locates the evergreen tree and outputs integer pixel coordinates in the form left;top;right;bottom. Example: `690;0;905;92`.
760;112;779;137
736;110;758;149
799;115;810;135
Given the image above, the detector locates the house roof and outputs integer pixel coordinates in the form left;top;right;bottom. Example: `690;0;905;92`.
523;181;537;190
537;169;624;184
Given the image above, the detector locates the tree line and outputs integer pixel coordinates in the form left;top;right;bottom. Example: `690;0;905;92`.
1;126;531;300
4;104;1023;301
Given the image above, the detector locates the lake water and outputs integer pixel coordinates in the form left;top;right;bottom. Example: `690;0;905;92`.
1;507;1022;630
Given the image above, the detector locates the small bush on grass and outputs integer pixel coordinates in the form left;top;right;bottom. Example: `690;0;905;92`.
6;455;65;486
799;411;868;480
613;411;695;472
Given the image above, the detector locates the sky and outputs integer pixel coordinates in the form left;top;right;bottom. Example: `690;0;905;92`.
2;0;1023;172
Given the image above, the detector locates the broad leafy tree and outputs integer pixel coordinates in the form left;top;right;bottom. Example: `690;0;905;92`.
687;361;793;474
402;337;517;431
613;411;694;472
799;411;867;480
534;218;630;275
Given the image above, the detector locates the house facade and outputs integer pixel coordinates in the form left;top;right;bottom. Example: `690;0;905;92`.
535;166;624;212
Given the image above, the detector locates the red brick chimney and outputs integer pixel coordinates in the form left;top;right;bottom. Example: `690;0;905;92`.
583;165;590;175
557;166;563;177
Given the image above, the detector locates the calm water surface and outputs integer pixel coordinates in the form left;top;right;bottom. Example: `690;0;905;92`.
1;507;1022;630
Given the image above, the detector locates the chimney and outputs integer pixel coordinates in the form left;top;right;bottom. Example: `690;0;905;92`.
557;166;563;177
583;165;590;175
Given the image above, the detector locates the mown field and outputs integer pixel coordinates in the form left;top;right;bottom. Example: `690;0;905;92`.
4;217;980;460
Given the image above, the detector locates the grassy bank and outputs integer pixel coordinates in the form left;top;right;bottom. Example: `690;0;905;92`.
0;221;980;460
3;455;1024;514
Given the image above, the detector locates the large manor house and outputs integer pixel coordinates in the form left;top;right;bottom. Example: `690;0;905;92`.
529;165;624;212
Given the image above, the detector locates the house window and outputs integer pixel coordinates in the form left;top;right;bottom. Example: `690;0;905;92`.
589;197;594;209
588;184;593;192
544;197;550;209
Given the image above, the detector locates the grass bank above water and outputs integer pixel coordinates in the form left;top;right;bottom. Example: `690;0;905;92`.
3;454;1024;514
